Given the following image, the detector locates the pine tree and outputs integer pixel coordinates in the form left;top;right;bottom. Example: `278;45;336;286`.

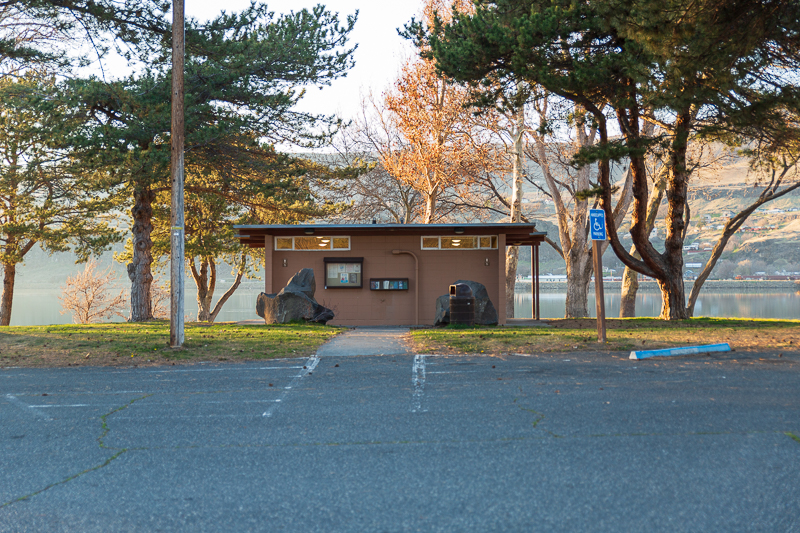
0;74;121;326
417;0;800;319
59;5;358;321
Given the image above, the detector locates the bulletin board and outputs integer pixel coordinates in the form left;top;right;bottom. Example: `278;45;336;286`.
323;257;364;289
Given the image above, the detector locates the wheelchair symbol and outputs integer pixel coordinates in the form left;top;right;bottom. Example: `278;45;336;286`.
593;220;602;231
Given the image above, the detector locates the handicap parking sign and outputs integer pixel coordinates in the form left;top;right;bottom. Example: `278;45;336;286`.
589;209;606;241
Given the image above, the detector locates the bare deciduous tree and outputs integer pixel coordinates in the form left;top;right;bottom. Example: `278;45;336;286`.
150;279;170;320
525;96;633;318
686;141;800;316
59;259;126;324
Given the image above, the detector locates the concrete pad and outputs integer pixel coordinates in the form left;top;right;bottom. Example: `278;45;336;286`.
316;326;412;357
505;319;553;327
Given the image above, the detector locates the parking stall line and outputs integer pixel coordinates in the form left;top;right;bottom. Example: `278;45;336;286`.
110;365;305;375
262;355;319;418
4;394;53;421
28;404;91;408
411;354;427;413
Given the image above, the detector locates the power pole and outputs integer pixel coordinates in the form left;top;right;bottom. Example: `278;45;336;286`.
170;0;185;348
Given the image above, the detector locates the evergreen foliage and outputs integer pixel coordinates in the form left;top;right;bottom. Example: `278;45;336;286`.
0;73;121;325
50;4;360;321
416;0;800;318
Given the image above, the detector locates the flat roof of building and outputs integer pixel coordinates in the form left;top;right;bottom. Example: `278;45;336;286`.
234;223;546;248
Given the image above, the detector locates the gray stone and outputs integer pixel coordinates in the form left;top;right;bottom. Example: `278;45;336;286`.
279;268;316;299
256;291;334;324
433;280;498;326
256;269;334;324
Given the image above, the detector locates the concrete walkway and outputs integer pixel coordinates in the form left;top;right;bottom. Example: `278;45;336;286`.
316;326;412;357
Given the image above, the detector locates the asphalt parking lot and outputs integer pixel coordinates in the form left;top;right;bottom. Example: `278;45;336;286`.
2;345;799;532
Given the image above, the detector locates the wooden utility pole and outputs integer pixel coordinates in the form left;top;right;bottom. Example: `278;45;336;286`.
170;0;185;348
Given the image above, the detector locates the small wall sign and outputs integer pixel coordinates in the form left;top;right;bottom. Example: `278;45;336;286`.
369;278;409;291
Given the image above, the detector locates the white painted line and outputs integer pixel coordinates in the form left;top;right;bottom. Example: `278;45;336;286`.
6;390;145;396
117;365;304;374
114;414;264;420
427;370;483;374
262;355;319;418
5;394;53;420
411;354;427;413
29;404;91;408
428;369;534;375
629;343;731;360
198;399;281;404
136;399;282;407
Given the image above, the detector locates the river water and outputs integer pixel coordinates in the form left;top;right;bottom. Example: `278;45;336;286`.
6;287;800;325
513;290;800;319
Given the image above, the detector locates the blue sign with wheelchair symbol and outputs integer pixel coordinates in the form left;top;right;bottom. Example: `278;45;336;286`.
589;209;606;241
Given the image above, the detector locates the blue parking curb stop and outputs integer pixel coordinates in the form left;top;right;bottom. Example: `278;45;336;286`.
629;343;731;360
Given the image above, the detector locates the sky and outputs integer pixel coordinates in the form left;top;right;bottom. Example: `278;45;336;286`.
176;0;420;122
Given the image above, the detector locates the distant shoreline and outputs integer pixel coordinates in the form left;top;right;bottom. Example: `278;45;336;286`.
514;279;800;293
13;278;800;295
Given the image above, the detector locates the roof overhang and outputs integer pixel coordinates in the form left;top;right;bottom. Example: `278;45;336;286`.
233;223;547;248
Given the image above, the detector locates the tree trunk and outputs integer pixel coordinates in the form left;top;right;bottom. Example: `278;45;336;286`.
659;111;692;320
619;265;639;318
422;188;437;224
504;104;525;318
505;246;519;318
620;169;666;317
208;269;244;323
190;257;216;322
0;262;16;326
127;186;155;321
658;271;689;320
564;250;592;318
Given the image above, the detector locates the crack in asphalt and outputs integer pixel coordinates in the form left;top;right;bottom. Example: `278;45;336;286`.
1;394;151;509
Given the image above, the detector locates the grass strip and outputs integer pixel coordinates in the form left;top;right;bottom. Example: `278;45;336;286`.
411;317;800;356
0;321;343;368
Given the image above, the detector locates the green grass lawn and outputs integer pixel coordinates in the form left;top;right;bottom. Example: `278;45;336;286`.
0;321;344;368
411;318;800;356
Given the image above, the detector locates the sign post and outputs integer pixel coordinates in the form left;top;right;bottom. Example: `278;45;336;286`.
589;209;607;343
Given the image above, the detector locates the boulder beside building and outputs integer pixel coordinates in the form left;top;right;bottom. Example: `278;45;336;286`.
256;268;334;324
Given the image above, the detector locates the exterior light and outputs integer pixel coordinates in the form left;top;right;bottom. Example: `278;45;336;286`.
454;228;465;234
304;228;315;235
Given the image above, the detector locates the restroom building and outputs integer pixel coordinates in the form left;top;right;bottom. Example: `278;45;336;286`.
234;223;545;326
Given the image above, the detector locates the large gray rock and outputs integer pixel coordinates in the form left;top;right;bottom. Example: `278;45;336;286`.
433;279;498;326
279;268;316;299
256;269;334;324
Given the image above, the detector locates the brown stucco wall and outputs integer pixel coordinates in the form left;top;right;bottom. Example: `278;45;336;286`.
267;234;505;326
